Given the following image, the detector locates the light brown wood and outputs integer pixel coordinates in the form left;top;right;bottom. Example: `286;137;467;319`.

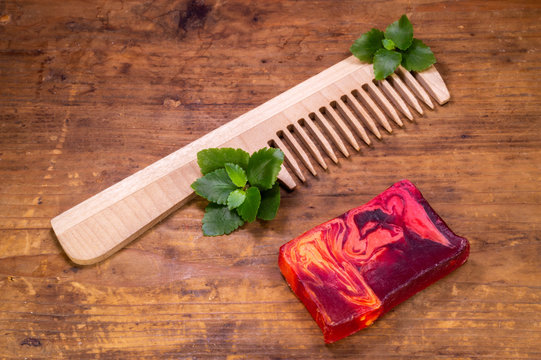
389;73;424;114
291;121;328;170
272;135;306;181
50;56;450;265
320;102;361;151
379;78;414;121
1;1;540;358
338;83;382;139
335;96;372;145
297;116;339;163
414;65;451;105
353;87;394;133
312;111;351;157
277;167;297;191
397;65;435;109
366;81;405;126
280;127;317;176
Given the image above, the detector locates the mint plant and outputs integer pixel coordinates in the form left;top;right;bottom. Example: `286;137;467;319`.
191;147;283;236
350;15;436;80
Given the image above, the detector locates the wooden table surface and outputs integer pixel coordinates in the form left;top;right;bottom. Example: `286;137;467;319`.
1;0;540;358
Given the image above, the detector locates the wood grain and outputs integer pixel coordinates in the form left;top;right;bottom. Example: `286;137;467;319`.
1;0;540;358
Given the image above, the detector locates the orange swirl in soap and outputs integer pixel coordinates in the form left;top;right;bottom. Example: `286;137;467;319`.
278;180;470;343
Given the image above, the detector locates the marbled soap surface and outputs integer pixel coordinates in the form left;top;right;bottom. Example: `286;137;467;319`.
279;180;470;343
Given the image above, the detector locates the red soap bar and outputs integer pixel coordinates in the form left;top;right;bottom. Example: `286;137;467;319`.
279;180;469;343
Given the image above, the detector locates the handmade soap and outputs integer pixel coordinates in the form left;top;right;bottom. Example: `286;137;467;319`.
278;180;469;343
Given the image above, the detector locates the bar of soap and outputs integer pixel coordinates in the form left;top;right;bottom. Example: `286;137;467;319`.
278;180;469;343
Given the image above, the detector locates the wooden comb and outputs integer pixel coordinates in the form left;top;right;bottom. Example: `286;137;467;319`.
51;56;450;265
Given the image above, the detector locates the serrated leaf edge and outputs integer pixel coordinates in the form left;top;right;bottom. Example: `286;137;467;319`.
227;189;246;210
202;204;244;236
384;14;413;51
190;168;237;205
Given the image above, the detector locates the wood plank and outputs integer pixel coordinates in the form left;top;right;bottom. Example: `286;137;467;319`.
0;0;540;358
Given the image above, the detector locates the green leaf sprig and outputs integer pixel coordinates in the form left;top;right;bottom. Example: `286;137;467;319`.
350;14;436;80
191;147;283;236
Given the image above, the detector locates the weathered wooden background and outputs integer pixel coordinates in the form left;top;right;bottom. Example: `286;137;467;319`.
1;0;540;358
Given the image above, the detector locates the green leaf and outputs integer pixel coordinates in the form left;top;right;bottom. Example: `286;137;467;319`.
350;28;385;63
237;187;261;223
373;48;402;80
402;38;436;71
382;38;395;51
224;163;247;187
197;148;250;175
246;148;284;191
191;168;238;205
202;203;244;236
257;183;281;221
384;14;413;50
227;189;246;210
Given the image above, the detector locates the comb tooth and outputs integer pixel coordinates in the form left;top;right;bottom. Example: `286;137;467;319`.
366;82;404;126
334;99;371;145
353;87;393;133
413;65;450;105
396;66;434;109
292;122;328;170
389;73;424;115
322;105;360;151
281;128;317;176
378;79;414;121
315;91;360;151
312;112;350;157
272;135;306;182
350;71;393;133
277;166;296;190
300;118;338;164
300;97;349;158
343;94;381;140
334;79;381;140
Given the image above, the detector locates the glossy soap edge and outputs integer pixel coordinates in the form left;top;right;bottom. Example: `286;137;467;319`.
278;180;470;343
278;233;383;343
378;180;470;313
